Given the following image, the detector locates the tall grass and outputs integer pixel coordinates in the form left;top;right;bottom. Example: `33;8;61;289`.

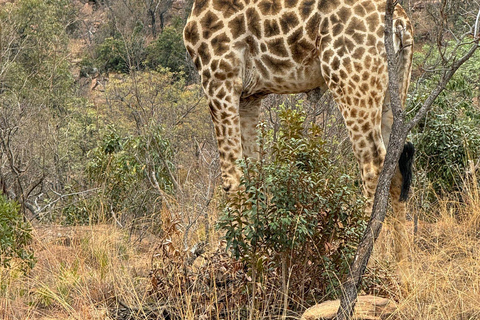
2;180;480;319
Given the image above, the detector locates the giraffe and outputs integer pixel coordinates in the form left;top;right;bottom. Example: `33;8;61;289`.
183;0;414;262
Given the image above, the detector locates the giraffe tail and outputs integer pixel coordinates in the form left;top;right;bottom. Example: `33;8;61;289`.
399;141;414;202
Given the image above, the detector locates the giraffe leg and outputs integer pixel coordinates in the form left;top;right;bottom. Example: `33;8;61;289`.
382;106;414;263
355;125;387;215
239;97;262;159
204;76;244;192
382;106;406;262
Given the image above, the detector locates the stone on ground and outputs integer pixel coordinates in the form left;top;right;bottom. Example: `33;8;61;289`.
301;295;396;320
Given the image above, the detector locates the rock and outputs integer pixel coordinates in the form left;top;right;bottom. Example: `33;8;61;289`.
301;295;396;320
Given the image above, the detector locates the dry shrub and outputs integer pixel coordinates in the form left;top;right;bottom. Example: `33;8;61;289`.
0;224;154;320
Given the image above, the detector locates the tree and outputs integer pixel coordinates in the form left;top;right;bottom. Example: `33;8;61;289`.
337;1;480;318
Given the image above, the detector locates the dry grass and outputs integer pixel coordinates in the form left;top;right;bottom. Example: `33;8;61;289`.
2;187;480;320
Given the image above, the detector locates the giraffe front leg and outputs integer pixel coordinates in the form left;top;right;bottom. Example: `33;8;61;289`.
206;79;243;192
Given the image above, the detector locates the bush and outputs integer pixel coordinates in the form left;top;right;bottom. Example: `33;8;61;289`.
410;44;480;194
217;104;366;301
84;126;175;225
0;195;35;271
145;26;187;74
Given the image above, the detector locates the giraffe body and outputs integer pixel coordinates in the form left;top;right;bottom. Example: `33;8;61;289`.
184;0;413;261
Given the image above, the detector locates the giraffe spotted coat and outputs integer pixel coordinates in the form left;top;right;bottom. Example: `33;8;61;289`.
184;0;413;261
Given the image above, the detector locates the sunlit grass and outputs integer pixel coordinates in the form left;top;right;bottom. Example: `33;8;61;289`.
2;185;480;319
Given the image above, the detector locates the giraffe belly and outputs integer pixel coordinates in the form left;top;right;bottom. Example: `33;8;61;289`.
244;57;327;96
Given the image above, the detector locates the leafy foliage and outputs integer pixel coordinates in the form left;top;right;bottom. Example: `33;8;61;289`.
145;24;188;75
85;126;175;225
0;194;35;271
410;44;480;193
218;104;366;300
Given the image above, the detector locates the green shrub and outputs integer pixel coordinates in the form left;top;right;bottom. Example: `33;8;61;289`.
84;126;175;225
0;195;35;271
95;37;130;73
145;26;187;74
410;45;480;194
218;104;366;300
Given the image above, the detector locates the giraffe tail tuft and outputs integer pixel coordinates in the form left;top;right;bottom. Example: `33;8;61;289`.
399;142;415;202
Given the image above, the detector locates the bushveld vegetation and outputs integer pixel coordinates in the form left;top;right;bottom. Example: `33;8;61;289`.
1;0;480;319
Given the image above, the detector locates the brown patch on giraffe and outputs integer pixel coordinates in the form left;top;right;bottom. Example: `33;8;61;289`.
198;42;211;65
352;47;365;60
331;56;340;71
184;21;200;45
332;23;344;36
353;3;367;16
217;88;227;100
246;8;262;38
366;13;380;32
261;55;293;74
202;70;211;80
333;37;355;57
305;13;320;40
259;0;281;15
361;122;371;133
299;0;315;19
322;48;334;62
343;57;352;72
266;38;289;57
338;7;352;23
211;33;230;56
219;60;233;73
273;76;286;84
287;27;302;45
290;38;314;63
228;14;246;39
213;71;226;81
193;0;209;16
280;12;299;34
264;19;281;38
346;17;367;34
201;12;224;39
212;0;244;18
285;0;298;8
225;80;233;91
376;26;384;38
254;59;270;79
185;45;196;60
352;32;366;46
360;0;376;13
318;0;340;11
261;43;267;52
319;16;329;35
193;56;201;69
211;59;219;72
363;56;372;70
360;82;369;93
245;35;260;55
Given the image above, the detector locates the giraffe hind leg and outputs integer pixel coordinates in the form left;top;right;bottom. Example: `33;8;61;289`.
239;96;262;159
